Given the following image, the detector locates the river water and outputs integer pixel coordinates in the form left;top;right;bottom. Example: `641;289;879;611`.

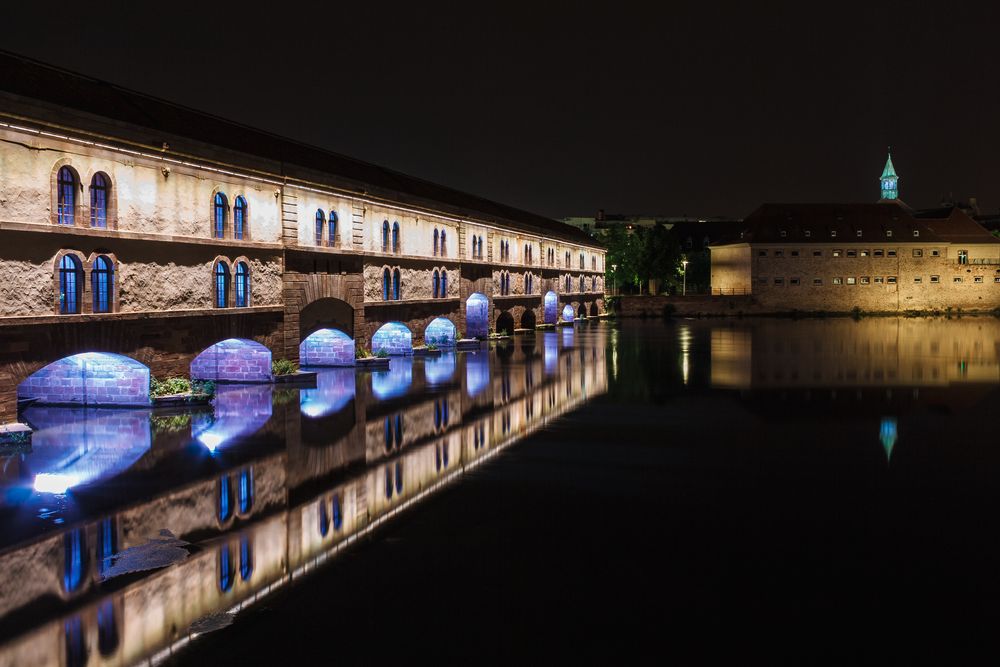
0;318;998;664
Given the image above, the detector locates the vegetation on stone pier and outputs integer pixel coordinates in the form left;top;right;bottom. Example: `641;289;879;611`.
149;376;215;398
271;359;299;376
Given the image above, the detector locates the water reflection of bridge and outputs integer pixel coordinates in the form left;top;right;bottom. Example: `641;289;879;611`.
0;325;608;666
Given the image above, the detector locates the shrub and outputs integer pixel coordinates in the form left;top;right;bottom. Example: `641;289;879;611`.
149;376;190;397
356;344;372;359
272;358;298;376
192;379;216;397
499;328;509;337
374;350;389;358
426;343;439;351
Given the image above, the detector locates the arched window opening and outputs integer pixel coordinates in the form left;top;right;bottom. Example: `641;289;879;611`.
90;173;109;228
315;209;325;246
319;500;330;536
91;255;113;313
384;416;394;451
394;413;403;448
214;193;228;239
580;276;585;292
395;461;403;494
57;166;76;226
234;196;247;240
565;275;571;292
479;236;484;259
214;261;231;308
237;468;254;513
239;535;253;581
441;270;448;297
470;236;476;258
59;255;82;314
382;220;390;251
384;465;394;499
433;270;440;298
328;211;337;246
440;230;447;256
392;222;400;252
433;228;439;256
383;268;392;301
97;599;119;657
235;261;250;308
218;545;235;593
392;268;401;300
218;474;234;523
332;494;343;530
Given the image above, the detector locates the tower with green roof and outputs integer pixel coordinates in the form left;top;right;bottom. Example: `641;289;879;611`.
879;151;898;200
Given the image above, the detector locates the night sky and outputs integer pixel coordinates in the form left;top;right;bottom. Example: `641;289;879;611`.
4;3;998;219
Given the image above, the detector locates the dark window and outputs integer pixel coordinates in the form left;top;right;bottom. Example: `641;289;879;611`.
214;262;230;308
393;268;401;300
234;196;247;240
315;210;325;246
382;220;389;251
382;268;391;300
328;211;337;246
441;270;448;297
235;262;249;307
392;222;400;252
214;193;227;238
433;269;440;298
434;228;439;256
218;545;235;592
440;230;446;256
90;173;108;228
237;468;253;513
395;413;403;448
471;236;477;258
91;255;113;313
57;167;76;225
59;255;82;314
332;494;343;530
239;535;253;581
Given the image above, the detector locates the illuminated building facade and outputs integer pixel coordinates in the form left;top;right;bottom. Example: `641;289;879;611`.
710;155;1000;311
0;52;605;423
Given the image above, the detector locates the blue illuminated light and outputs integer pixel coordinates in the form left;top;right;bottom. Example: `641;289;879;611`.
372;357;413;400
300;368;356;417
543;291;558;324
372;322;413;356
425;317;457;348
300;328;355;367
465;352;490;397
424;352;456;385
191;338;272;383
465;293;489;338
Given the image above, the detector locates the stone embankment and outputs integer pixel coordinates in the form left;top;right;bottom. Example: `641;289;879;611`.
613;295;1000;318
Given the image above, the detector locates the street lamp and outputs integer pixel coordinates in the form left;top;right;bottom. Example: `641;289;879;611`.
610;263;617;295
681;259;689;296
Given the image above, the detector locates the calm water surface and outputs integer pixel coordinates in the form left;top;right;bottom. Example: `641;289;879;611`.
1;318;999;664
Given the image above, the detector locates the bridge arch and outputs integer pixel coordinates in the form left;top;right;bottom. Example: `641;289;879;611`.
495;311;515;336
577;304;587;319
191;338;272;383
17;352;150;407
372;322;413;356
300;328;355;366
561;304;576;322
298;296;355;340
424;317;457;348
519;309;537;330
465;293;489;338
589;303;599;317
543;291;559;324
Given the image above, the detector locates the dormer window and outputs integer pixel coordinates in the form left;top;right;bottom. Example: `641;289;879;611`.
830;230;837;238
804;230;811;238
913;230;919;237
856;230;862;238
780;230;787;238
886;230;893;238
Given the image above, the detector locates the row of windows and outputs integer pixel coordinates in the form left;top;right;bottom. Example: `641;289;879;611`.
759;247;971;261
57;254;114;314
213;193;250;240
214;259;252;308
433;228;448;256
563;275;598;292
315;210;338;246
56;167;111;228
773;228;923;239
432;269;450;298
759;275;998;286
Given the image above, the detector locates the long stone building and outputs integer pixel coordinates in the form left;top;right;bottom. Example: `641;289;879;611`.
0;52;606;424
710;154;1000;311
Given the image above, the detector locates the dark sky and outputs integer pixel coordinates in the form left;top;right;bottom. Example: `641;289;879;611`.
4;3;998;219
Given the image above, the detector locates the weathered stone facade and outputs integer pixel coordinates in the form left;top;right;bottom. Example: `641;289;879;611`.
0;53;606;422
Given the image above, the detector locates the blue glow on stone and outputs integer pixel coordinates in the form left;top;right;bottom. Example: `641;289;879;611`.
191;338;273;383
561;304;575;322
300;368;356;418
424;352;456;385
300;329;355;367
543;332;558;375
18;353;151;407
425;317;457;348
372;322;413;356
194;385;273;452
372;357;413;400
543;291;559;324
465;293;489;338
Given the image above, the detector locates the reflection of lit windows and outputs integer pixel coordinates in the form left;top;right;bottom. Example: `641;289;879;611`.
97;518;117;578
218;475;234;524
319;500;330;536
832;249;842;258
97;599;119;656
238;468;254;514
239;535;253;581
384;466;393;499
332;494;343;530
860;250;869;257
218;545;235;592
395;461;403;494
63;529;87;593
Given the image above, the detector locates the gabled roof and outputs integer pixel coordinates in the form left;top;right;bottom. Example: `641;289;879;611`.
0;50;599;248
715;202;998;245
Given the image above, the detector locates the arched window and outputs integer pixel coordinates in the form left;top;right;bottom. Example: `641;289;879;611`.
441;270;448;297
434;228;439;256
580;253;585;269
433;269;440;298
383;268;391;300
480;237;485;258
315;209;325;246
214;261;230;308
565;275;570;292
394;413;403;448
91;255;113;313
580;276;585;292
440;230;447;256
592;276;597;291
239;535;253;581
90;173;109;228
525;273;532;295
234;196;247;240
382;220;390;251
58;255;82;314
235;261;250;307
57;167;76;225
392;222;400;252
332;494;343;530
214;193;228;239
393;268;401;300
471;236;476;258
507;274;511;295
328;211;337;246
592;256;597;270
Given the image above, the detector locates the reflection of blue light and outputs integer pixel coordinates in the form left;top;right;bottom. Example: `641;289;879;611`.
561;304;575;322
466;352;490;397
425;318;457;348
561;327;574;346
194;385;273;452
543;291;558;324
466;293;489;338
300;368;356;417
372;357;413;400
23;406;153;495
372;322;413;356
424;352;456;385
880;417;898;461
543;333;558;375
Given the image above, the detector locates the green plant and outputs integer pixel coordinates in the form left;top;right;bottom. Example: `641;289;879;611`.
426;343;439;351
150;376;191;397
374;350;389;358
151;413;192;435
272;358;298;376
356;344;372;359
499;329;509;337
191;379;216;397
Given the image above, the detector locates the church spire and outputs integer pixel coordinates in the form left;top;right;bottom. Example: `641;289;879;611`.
880;149;898;200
